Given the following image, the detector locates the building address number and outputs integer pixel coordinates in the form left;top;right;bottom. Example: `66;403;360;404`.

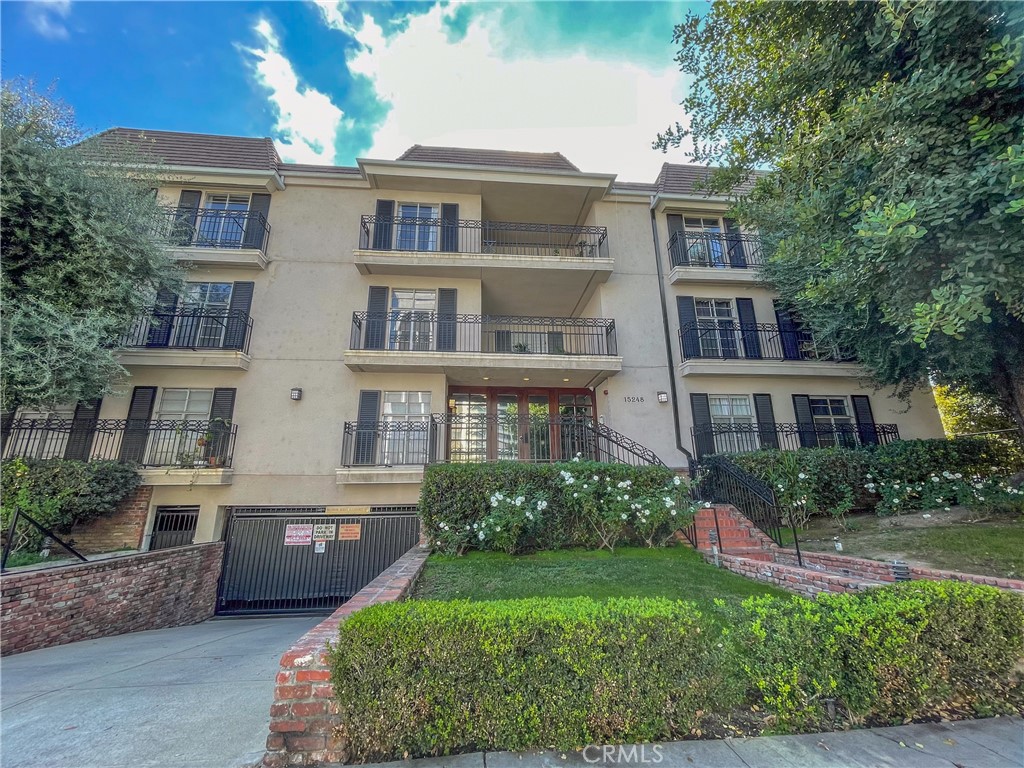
623;396;645;403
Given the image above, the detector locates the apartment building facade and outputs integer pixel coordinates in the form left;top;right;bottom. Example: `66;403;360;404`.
2;129;943;583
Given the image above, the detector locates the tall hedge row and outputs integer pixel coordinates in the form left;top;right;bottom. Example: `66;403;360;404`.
330;582;1024;762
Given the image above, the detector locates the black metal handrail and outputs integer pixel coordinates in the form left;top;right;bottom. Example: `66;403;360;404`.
158;206;271;252
426;413;664;467
359;215;610;259
341;421;431;467
350;312;618;356
118;307;253;354
667;230;764;269
1;418;237;469
679;322;853;361
692;422;900;456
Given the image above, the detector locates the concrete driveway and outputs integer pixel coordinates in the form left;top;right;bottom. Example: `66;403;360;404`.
1;616;320;768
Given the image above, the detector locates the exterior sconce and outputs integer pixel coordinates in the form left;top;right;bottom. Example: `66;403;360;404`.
657;392;669;404
290;388;303;401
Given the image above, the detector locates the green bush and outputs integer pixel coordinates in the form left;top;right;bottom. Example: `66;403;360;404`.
419;461;688;554
1;458;140;552
330;597;740;762
866;437;1024;482
330;582;1024;760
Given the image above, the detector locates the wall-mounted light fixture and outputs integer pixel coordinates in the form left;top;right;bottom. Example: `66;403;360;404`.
657;391;669;404
290;388;303;401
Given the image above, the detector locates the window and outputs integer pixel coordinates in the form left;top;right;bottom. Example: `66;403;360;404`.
388;289;436;350
809;396;856;448
147;389;214;466
381;391;431;465
448;393;487;463
197;193;250;246
13;406;75;459
396;204;438;251
684;216;725;266
695;299;740;358
174;282;233;348
709;395;758;453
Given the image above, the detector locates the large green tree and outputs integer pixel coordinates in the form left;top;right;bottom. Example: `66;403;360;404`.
1;82;181;411
657;1;1024;435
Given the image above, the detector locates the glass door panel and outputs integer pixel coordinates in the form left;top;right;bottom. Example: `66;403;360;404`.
558;394;594;461
447;393;486;463
495;395;520;461
525;395;551;463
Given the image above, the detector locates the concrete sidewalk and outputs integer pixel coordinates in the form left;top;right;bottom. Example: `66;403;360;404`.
355;716;1023;768
0;615;320;768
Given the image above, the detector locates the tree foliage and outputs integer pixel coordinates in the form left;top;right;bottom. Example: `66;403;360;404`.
934;384;1017;437
657;1;1024;435
1;81;181;410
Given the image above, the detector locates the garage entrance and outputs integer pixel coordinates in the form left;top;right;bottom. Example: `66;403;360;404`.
216;505;420;615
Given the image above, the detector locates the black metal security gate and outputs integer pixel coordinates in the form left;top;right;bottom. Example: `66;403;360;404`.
216;505;420;615
150;506;200;551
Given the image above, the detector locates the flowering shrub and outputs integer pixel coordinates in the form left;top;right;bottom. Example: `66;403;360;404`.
475;490;547;555
870;472;1024;516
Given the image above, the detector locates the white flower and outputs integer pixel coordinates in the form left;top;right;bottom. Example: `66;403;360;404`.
944;507;951;512
495;526;501;532
583;484;588;489
573;492;579;498
478;532;485;540
525;513;533;521
592;475;599;482
670;510;676;516
931;476;940;483
798;473;807;480
620;513;627;520
515;496;525;506
673;476;681;486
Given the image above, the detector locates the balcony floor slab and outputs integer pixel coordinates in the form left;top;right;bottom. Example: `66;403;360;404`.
165;246;269;270
679;359;862;377
335;467;425;485
669;265;763;285
139;468;234;486
117;349;251;370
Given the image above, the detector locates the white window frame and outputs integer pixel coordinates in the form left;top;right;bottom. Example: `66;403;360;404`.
388;288;436;351
147;389;215;466
695;298;740;358
709;395;759;453
380;391;431;465
196;193;251;246
395;203;439;252
173;282;233;348
684;216;726;267
808;395;856;448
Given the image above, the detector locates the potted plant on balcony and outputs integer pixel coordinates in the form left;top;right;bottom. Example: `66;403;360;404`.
512;342;531;354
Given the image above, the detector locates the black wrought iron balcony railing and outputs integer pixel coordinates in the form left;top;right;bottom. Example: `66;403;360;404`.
668;230;764;269
341;421;431;467
1;418;237;469
350;313;618;356
117;308;253;354
692;422;900;456
358;215;609;260
679;322;853;362
157;206;271;252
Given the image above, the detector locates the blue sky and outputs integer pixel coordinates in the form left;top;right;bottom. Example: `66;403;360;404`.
3;1;700;181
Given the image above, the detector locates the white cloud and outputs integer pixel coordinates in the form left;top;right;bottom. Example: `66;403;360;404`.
25;0;72;41
312;0;355;35
242;18;349;164
344;4;689;181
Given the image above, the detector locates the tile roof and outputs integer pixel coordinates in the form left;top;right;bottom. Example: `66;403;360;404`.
655;163;757;196
397;145;580;172
82;128;282;172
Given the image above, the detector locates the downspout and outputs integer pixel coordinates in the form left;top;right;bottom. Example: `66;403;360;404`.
649;201;694;469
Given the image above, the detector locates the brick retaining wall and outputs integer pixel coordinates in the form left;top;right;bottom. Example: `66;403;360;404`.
67;485;153;554
263;546;429;768
0;542;223;656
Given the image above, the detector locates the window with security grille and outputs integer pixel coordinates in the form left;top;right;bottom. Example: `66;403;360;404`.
810;396;856;448
396;204;438;251
695;299;740;357
380;392;431;465
710;395;758;453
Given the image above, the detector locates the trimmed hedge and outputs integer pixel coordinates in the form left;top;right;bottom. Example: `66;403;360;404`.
330;582;1024;761
419;461;678;552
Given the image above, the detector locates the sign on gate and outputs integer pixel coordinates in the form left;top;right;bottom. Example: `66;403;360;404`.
283;524;313;546
312;523;336;541
338;523;362;541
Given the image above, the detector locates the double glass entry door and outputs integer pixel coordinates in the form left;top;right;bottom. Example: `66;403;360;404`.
447;390;595;463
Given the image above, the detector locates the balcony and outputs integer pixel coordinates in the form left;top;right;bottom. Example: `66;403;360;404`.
678;322;858;377
1;418;237;485
667;231;764;285
337;415;662;482
354;216;613;316
344;312;622;386
116;308;253;369
692;422;900;457
156;207;271;269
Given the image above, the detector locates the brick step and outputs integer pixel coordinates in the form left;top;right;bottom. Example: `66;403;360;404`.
723;548;776;562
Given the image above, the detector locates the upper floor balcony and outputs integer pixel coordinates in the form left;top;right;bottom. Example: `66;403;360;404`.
116;307;253;370
678;321;858;377
667;230;765;285
343;312;622;386
156;206;271;269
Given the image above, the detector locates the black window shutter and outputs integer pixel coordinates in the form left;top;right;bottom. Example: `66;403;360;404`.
677;296;701;358
736;298;761;359
64;399;103;461
372;200;395;250
354;390;381;465
667;214;687;266
690;393;716;458
792;394;818;448
440;203;459;253
243;193;271;250
119;386;157;463
207;388;236;465
724;218;747;268
364;286;389;349
436;288;457;351
775;303;803;360
175;190;203;246
224;282;255;351
851;395;879;446
146;288;179;348
752;393;779;449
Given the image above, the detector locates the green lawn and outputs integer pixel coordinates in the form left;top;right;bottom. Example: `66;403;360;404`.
411;545;787;604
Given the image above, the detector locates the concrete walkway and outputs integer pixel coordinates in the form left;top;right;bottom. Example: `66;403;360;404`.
356;716;1024;768
1;615;320;768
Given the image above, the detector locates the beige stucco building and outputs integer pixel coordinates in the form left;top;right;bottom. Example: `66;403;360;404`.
2;129;944;554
